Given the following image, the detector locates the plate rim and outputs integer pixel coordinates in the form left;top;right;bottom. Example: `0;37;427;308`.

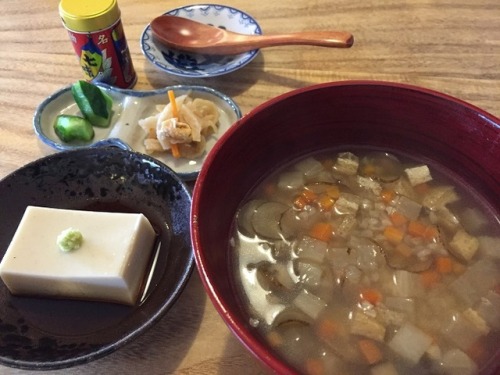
32;82;243;181
0;147;194;370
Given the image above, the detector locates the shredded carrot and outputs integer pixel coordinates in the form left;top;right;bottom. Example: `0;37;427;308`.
395;242;413;257
305;359;325;375
170;143;181;158
420;269;441;288
316;318;338;340
435;256;453;274
383;226;404;244
389;211;408;227
317;194;335;212
380;189;396;204
358;339;383;365
267;331;283;347
167;90;181;159
167;90;179;117
360;288;383;305
309;222;333;242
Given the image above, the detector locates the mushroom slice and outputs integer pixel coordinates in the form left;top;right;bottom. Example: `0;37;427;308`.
252;201;289;240
236;199;266;237
359;152;403;182
255;262;296;293
272;308;313;327
406;256;433;273
378;242;433;273
280;208;302;240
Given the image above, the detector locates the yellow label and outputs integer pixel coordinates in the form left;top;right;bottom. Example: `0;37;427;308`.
80;49;102;80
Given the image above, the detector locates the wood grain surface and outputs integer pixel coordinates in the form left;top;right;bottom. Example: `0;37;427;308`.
0;0;499;374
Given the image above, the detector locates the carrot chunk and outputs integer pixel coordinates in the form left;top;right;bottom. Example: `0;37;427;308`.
424;225;439;241
293;195;308;210
301;188;317;203
380;189;396;204
395;242;413;257
316;318;338;340
305;359;325;375
317;194;335;211
407;220;428;237
453;260;467;275
389;211;408;226
360;288;383;305
358;339;383;364
309;222;333;242
435;256;453;274
383;226;404;244
420;269;441;288
326;185;341;199
414;182;430;195
267;331;283;347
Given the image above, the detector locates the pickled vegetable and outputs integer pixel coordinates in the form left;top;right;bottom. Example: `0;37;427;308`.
71;80;113;128
53;115;94;142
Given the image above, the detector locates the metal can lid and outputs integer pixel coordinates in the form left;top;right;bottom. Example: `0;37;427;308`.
59;0;120;32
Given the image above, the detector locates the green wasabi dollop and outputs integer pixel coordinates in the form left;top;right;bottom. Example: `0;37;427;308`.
57;228;83;252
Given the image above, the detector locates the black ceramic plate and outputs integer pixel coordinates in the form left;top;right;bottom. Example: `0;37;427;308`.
0;147;193;370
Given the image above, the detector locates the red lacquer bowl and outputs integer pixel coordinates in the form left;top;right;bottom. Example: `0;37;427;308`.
191;81;500;374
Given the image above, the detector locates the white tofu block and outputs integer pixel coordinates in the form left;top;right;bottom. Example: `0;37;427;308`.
351;311;386;342
334;152;359;175
0;206;156;305
404;165;432;186
448;229;479;263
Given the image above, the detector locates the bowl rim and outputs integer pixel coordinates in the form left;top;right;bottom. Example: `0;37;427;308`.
191;80;500;374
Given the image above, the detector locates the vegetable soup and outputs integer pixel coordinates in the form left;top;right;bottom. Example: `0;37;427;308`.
230;149;500;375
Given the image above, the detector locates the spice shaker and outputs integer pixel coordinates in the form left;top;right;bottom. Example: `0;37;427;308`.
59;0;137;89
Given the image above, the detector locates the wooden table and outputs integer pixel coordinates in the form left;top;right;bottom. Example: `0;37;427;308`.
1;0;499;374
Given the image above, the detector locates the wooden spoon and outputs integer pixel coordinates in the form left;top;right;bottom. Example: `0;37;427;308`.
150;15;354;55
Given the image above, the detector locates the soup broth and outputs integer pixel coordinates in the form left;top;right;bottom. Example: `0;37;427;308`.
230;149;500;375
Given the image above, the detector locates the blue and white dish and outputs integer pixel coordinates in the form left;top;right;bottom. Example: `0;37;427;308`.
33;82;242;181
141;4;262;77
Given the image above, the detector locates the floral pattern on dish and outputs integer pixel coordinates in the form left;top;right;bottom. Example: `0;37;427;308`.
141;4;262;78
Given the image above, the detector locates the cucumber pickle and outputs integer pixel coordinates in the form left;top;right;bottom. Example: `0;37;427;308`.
53;81;113;143
71;80;113;128
54;115;94;142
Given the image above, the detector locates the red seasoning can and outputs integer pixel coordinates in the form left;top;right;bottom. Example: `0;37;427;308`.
59;0;137;89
